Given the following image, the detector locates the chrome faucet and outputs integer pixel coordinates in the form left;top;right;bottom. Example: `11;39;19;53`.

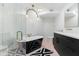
27;33;32;37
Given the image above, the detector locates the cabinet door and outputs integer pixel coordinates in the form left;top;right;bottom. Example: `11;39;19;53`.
62;46;77;56
26;38;43;54
53;38;60;55
66;39;79;55
53;35;63;55
59;36;79;56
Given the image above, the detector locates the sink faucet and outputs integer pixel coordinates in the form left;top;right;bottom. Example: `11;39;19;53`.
57;29;63;32
27;33;32;37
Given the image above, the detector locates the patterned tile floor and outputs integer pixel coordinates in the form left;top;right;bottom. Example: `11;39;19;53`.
30;48;53;56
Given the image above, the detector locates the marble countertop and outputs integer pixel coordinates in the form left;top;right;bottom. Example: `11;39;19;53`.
54;31;79;39
17;36;43;42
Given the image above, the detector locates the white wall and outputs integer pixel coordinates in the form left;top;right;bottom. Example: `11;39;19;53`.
26;17;43;36
39;10;65;37
65;14;78;27
15;14;26;34
16;10;43;36
41;18;55;37
0;4;17;51
26;11;43;36
54;11;65;32
65;4;78;27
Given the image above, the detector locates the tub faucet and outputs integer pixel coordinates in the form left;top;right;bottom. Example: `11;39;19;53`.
27;33;32;37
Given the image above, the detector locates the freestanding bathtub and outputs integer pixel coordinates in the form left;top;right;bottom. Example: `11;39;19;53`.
17;36;43;54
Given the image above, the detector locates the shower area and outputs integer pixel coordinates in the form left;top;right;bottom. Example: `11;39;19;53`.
0;4;17;55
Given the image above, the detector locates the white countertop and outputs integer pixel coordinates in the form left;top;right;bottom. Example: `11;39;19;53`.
55;31;79;39
17;36;43;42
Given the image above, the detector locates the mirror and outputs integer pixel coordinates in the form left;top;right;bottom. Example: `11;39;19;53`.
64;3;79;28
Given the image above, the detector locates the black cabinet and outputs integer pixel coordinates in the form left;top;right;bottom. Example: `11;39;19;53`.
23;38;43;54
53;33;79;56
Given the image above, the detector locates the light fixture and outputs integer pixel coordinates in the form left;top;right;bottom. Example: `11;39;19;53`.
49;9;54;12
26;4;38;17
67;9;70;12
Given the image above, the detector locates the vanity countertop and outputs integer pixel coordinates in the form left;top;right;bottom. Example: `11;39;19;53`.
17;36;43;42
55;31;79;39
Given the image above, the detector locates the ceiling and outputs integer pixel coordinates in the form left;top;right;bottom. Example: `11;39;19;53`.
0;3;75;18
14;3;74;12
0;3;74;13
14;3;74;18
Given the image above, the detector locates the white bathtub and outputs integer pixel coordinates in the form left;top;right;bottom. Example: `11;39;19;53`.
17;36;44;42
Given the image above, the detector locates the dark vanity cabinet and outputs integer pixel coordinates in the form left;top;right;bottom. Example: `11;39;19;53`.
53;33;79;56
22;38;43;54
